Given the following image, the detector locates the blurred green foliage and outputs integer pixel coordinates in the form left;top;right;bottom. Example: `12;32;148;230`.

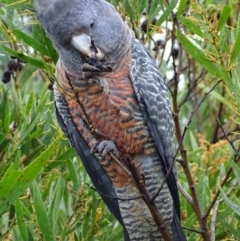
0;0;240;240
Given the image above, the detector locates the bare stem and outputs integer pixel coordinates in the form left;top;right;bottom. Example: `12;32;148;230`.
210;200;219;241
172;80;222;241
177;183;193;205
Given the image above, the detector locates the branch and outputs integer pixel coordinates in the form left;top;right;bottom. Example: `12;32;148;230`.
217;125;240;140
172;79;222;241
217;117;239;154
177;183;193;205
182;226;204;235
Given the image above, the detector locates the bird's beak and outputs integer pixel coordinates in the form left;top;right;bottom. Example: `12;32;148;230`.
71;34;104;60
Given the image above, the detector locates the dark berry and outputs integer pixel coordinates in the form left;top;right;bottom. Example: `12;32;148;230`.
153;39;165;51
172;47;179;59
141;18;157;33
1;70;13;83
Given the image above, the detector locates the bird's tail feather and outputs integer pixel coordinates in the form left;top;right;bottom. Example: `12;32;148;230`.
171;208;187;241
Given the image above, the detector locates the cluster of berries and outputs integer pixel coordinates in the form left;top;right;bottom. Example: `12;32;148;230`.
1;57;24;84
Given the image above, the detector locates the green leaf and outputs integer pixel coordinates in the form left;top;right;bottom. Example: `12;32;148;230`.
230;17;240;64
48;178;65;234
0;163;21;200
27;228;34;241
18;64;38;87
0;138;59;215
189;131;199;150
13;227;21;241
82;208;91;238
26;92;34;115
32;181;55;241
188;147;204;159
19;139;58;187
197;175;209;209
156;0;178;26
3;92;10;134
177;31;232;84
231;161;240;186
12;29;50;56
56;148;76;160
217;5;231;31
0;139;9;153
63;185;69;214
179;16;205;38
41;28;59;64
177;0;187;16
20;92;49;142
67;160;79;190
148;1;162;24
15;199;28;241
1;46;47;68
219;220;240;240
20;201;32;218
220;187;240;216
42;174;55;200
60;227;67;241
107;229;124;241
123;0;135;20
138;0;147;15
198;83;232;107
20;111;44;142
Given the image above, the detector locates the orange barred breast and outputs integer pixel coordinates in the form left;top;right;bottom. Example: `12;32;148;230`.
56;60;149;156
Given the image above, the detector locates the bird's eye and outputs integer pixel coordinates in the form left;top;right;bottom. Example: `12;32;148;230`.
90;21;95;28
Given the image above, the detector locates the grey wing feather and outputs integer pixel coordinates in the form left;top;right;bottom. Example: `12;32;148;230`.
130;38;179;216
130;39;187;240
54;85;130;240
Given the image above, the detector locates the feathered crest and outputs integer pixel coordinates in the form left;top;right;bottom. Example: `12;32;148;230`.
35;0;74;28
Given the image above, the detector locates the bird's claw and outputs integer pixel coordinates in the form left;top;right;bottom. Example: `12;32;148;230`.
90;142;99;153
91;140;119;158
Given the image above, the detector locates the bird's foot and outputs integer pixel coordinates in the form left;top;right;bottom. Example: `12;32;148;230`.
82;57;112;73
91;140;119;158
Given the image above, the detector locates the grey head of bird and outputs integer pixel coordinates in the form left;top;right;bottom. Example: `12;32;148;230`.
36;0;132;74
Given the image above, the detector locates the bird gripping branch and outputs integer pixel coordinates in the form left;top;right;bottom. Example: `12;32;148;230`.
36;1;186;240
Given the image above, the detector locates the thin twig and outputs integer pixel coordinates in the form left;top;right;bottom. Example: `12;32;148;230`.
217;125;240;140
182;226;204;234
216;117;239;154
86;183;143;201
172;80;222;241
109;152;131;176
178;70;207;108
65;71;98;139
177;183;193;205
210;200;219;241
211;87;225;143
